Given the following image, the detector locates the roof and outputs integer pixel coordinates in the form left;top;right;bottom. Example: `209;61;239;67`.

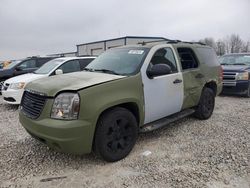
47;52;77;57
76;36;170;46
112;40;209;49
53;56;96;61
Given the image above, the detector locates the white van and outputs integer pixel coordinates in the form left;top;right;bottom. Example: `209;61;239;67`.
2;56;95;104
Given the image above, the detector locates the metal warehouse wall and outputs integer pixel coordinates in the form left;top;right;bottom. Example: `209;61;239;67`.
77;36;166;56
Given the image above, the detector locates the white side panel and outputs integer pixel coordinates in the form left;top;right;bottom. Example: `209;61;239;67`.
140;44;184;124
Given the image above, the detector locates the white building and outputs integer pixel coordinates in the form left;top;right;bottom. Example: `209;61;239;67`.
77;36;168;56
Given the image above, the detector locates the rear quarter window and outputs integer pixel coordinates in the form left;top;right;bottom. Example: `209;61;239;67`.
196;47;219;66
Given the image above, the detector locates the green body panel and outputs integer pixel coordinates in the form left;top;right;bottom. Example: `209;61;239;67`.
19;74;144;154
181;69;204;109
173;45;222;109
25;71;125;96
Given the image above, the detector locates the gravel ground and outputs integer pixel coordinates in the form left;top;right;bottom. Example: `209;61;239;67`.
0;96;249;188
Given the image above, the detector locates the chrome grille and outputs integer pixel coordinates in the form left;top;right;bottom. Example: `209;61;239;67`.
223;72;237;86
21;91;47;119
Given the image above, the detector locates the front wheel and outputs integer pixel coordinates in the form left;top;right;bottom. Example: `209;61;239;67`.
194;87;215;120
245;84;250;98
94;107;138;162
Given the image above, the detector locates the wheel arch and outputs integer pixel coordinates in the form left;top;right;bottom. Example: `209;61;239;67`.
204;81;217;96
92;101;141;151
97;102;141;126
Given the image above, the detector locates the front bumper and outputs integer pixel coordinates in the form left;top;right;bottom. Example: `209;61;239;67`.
2;89;24;104
19;111;95;154
222;80;249;95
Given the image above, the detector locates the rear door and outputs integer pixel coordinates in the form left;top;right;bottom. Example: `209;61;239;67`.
141;45;184;124
176;47;204;109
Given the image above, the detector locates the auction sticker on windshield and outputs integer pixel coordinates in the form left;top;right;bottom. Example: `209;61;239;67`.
128;50;144;55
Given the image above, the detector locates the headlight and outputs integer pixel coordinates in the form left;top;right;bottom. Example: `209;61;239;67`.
9;82;26;90
51;93;80;120
236;72;249;80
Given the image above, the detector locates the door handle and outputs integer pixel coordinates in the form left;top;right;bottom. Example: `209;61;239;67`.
173;79;182;84
195;73;204;79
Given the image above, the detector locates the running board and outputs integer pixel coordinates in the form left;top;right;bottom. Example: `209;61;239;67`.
140;109;195;133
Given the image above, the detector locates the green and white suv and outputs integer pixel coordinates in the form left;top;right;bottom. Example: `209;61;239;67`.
19;41;223;162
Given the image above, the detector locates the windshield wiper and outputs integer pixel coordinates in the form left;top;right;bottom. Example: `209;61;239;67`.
232;63;247;65
83;68;95;72
93;69;120;75
221;63;229;65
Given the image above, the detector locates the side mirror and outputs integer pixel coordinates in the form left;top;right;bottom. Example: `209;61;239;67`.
55;69;63;75
147;64;172;78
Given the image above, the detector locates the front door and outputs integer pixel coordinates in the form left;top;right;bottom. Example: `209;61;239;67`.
141;46;184;124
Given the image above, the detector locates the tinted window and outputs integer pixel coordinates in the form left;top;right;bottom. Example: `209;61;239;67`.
79;58;95;69
58;60;81;73
150;48;178;72
177;48;199;70
18;59;37;69
37;58;53;67
196;47;219;66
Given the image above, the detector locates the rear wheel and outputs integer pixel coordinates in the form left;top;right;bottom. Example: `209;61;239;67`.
94;107;138;162
194;87;215;120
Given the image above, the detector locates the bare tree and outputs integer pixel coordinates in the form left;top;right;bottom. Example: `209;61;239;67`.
216;40;226;56
241;41;250;52
229;34;243;53
199;34;248;55
199;37;216;49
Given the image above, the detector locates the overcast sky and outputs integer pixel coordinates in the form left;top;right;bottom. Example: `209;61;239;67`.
0;0;249;60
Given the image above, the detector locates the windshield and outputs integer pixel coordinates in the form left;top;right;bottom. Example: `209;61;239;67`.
5;60;22;69
86;47;149;75
219;54;250;65
34;59;64;74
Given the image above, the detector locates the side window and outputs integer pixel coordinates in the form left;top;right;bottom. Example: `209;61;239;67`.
18;59;37;69
196;47;219;66
79;58;94;69
150;48;178;73
37;58;52;67
177;48;199;70
58;60;81;74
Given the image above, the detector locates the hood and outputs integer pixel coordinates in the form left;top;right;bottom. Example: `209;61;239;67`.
222;65;250;72
25;71;126;96
4;73;46;84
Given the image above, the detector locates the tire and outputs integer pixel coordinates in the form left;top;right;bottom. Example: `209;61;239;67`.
94;107;138;162
245;84;250;98
194;87;215;120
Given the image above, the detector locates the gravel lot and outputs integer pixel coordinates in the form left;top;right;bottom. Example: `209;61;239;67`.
0;95;249;188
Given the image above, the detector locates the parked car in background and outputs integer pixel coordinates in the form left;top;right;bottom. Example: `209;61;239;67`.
0;57;56;94
2;61;12;69
19;42;222;161
2;56;95;104
220;53;250;97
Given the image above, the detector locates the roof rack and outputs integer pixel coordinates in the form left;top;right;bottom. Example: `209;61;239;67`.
138;39;207;46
